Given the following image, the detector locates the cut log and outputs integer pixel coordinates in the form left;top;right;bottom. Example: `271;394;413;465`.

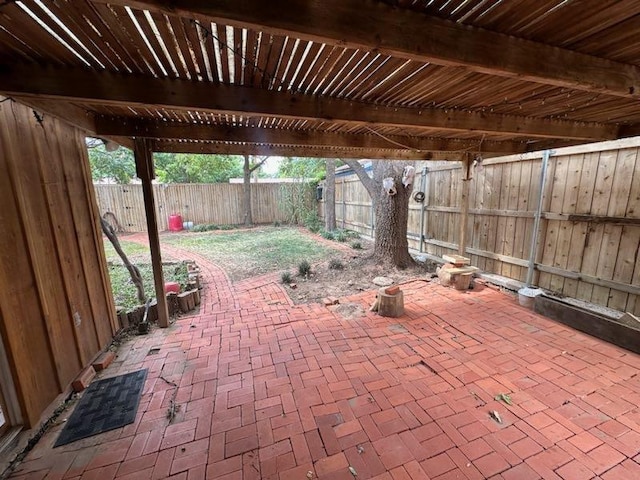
187;290;196;310
178;292;191;313
377;287;404;318
118;309;129;329
192;289;201;306
454;272;473;291
166;292;179;316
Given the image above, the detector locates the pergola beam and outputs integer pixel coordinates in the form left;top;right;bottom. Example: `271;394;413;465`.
0;65;617;141
95;118;527;154
95;0;640;99
150;140;467;160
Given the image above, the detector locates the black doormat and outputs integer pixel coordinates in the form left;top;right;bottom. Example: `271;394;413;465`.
54;369;148;447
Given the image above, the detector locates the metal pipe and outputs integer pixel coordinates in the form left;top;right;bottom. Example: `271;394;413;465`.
526;150;552;286
419;166;428;252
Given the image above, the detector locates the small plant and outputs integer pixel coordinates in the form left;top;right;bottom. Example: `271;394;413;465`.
351;241;362;250
281;271;293;284
321;230;335;240
273;220;281;227
345;230;360;239
334;231;347;242
298;260;312;277
192;223;219;232
328;259;344;270
303;211;322;233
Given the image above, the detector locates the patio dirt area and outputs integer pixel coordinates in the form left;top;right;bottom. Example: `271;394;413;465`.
9;239;640;480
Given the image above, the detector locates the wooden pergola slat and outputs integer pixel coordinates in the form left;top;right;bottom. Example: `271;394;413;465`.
95;0;640;99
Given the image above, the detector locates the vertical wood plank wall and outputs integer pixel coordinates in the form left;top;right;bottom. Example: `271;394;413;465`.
0;100;117;427
322;141;640;314
94;183;305;232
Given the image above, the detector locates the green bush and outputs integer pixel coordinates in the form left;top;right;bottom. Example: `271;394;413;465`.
334;231;347;242
351;241;362;250
192;223;219;232
328;259;344;270
298;260;311;276
281;271;293;284
304;211;322;232
321;230;335;240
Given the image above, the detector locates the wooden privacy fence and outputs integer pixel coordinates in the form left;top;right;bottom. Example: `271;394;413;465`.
321;139;640;314
94;183;310;232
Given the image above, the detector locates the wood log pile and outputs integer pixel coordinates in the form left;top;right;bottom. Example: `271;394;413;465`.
436;255;479;291
116;260;203;332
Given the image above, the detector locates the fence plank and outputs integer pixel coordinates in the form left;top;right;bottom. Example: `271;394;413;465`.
94;183;311;232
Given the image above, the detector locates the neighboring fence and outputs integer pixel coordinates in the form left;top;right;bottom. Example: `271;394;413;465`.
320;138;640;314
94;182;312;232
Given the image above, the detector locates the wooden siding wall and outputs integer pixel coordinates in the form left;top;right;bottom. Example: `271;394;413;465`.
94;183;307;232
323;141;640;314
0;100;117;427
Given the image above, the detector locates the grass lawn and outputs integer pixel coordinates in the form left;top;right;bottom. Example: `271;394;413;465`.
103;238;188;310
162;226;338;281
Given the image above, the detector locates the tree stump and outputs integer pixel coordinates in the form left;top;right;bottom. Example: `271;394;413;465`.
178;292;191;313
376;287;404;317
166;292;179;316
191;289;201;306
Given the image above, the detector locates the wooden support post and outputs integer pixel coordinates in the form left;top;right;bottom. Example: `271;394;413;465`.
458;156;471;256
134;139;170;328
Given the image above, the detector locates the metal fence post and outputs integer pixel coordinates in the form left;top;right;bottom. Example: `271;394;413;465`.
526;150;552;286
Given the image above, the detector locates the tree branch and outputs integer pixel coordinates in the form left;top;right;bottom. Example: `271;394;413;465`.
249;155;269;173
100;216;146;304
343;159;377;198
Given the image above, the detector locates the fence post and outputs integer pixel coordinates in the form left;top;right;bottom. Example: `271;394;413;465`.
341;179;346;229
458;156;471;256
526;150;552;287
419;166;427;253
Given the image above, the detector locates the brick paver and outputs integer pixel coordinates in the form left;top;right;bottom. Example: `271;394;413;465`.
9;235;640;479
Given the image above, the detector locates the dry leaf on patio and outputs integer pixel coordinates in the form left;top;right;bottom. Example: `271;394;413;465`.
494;393;513;405
489;410;503;424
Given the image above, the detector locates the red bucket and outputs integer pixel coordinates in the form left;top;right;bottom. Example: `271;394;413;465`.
168;214;183;232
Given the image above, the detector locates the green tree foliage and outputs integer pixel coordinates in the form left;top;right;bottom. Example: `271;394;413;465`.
278;157;328;181
87;138;243;184
87;141;136;184
154;153;243;183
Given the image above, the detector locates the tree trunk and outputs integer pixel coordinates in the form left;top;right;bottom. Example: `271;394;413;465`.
243;154;252;226
344;159;415;269
372;162;415;268
100;217;146;304
325;158;336;231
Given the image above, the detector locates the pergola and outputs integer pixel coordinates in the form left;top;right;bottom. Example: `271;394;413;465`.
2;0;640;331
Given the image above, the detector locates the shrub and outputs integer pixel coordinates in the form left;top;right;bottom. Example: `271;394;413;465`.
321;230;335;240
192;224;219;232
281;271;293;284
304;211;322;232
328;259;344;270
351;241;362;250
298;260;311;277
273;220;281;227
334;231;347;242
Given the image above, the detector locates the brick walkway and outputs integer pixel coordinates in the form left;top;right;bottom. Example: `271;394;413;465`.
10;239;640;480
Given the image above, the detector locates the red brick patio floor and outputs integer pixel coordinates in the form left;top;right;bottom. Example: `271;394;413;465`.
10;240;640;480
